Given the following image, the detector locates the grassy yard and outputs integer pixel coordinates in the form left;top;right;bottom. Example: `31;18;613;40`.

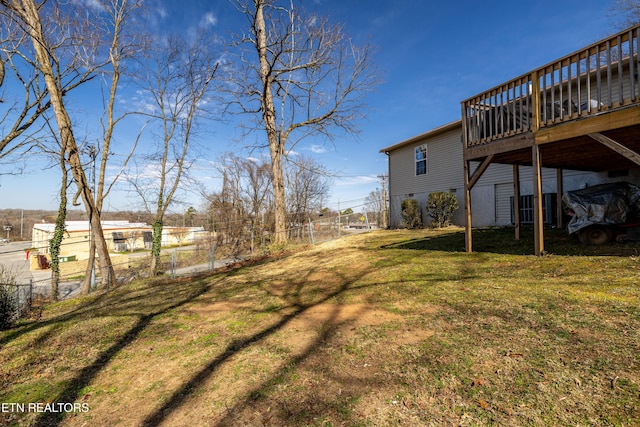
1;227;639;426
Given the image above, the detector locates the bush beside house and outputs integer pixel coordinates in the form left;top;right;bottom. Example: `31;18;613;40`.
426;191;459;228
401;199;422;229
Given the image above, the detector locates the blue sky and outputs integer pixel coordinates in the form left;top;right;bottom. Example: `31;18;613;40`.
0;0;624;214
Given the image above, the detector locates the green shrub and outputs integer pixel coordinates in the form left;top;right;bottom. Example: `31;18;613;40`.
0;265;19;330
0;285;17;330
401;199;422;229
426;191;459;228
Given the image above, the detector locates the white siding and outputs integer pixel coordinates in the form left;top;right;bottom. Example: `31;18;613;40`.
469;185;496;226
385;124;640;229
389;193;426;228
495;183;514;225
388;128;463;197
387;128;465;228
472;163;512;187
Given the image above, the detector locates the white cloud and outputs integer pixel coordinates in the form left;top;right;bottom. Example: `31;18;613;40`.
201;12;217;27
309;144;327;154
156;5;168;19
335;175;378;186
77;0;106;11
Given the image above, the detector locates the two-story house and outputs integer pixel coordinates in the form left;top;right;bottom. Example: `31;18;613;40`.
382;24;640;255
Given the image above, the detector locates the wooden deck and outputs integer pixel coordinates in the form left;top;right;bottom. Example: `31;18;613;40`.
460;24;640;255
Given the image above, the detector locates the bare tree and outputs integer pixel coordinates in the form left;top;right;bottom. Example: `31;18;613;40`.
612;0;640;27
1;0;118;287
205;152;272;253
0;44;48;162
365;188;384;228
25;114;72;299
242;156;272;251
0;0;106;163
0;10;47;161
125;230;140;253
79;0;145;294
208;163;244;249
230;0;378;243
285;155;331;233
129;34;218;275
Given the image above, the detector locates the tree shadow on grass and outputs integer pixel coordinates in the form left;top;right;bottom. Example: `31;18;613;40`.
381;226;640;257
141;257;383;426
7;248;382;426
211;302;379;426
0;254;275;348
12;229;639;426
13;257;269;426
30;275;219;427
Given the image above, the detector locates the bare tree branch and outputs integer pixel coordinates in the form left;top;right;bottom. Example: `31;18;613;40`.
611;0;640;28
228;0;378;243
3;0;118;288
129;32;220;274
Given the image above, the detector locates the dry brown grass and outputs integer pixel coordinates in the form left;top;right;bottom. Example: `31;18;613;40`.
1;228;639;426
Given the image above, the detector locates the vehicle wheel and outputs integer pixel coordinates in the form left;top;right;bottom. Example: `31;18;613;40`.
578;225;613;245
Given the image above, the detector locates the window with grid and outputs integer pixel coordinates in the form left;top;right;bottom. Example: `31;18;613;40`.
415;144;427;176
510;193;557;224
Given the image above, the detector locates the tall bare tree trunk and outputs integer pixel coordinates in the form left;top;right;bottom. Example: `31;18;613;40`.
17;0;115;288
150;219;163;275
130;33;217;276
79;0;141;292
81;149;97;294
255;1;287;244
269;141;287;244
81;243;96;294
240;0;376;244
50;151;67;302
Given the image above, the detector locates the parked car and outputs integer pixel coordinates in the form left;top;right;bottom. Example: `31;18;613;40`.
562;182;640;245
0;238;9;244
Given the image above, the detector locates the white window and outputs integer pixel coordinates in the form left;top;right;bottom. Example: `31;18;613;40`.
415;144;427;176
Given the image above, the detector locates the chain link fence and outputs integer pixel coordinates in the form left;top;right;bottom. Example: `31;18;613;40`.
0;283;33;329
309;212;376;243
2;213;378;325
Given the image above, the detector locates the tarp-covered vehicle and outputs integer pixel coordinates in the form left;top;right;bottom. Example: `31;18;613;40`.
562;182;640;245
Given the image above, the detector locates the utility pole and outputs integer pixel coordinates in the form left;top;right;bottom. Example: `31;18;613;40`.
377;174;388;229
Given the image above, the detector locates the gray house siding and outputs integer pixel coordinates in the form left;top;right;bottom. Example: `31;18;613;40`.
388;128;463;196
387;127;463;228
383;122;640;230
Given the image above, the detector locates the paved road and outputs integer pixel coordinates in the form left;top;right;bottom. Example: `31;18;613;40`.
0;241;33;284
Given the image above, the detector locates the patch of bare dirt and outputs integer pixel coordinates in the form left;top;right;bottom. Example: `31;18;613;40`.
289;303;398;330
276;303;435;354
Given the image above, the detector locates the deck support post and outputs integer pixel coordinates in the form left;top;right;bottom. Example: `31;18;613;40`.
513;165;521;240
532;144;545;256
464;159;473;253
461;102;474;253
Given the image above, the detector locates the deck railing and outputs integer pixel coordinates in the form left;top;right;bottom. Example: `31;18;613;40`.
462;24;640;148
